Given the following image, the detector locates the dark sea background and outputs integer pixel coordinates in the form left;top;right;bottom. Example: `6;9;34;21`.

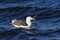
0;0;60;40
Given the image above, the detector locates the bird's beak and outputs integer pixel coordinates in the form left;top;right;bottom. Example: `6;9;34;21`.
32;18;36;20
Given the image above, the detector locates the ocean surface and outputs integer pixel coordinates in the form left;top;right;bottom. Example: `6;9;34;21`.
0;0;60;40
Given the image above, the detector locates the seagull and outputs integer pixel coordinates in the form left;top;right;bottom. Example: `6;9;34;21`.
8;16;36;29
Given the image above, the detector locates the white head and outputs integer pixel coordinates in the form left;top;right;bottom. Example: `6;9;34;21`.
26;16;36;21
26;16;36;27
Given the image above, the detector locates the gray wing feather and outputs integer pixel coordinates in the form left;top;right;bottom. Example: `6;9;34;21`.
13;20;28;26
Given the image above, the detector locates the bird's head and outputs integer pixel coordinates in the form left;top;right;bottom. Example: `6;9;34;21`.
26;16;36;20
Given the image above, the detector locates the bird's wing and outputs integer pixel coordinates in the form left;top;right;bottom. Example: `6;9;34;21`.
13;20;28;26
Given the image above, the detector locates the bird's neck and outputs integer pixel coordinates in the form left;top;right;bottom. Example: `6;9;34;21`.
26;19;31;27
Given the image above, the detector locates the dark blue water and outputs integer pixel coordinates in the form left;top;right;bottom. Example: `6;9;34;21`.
0;0;60;40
